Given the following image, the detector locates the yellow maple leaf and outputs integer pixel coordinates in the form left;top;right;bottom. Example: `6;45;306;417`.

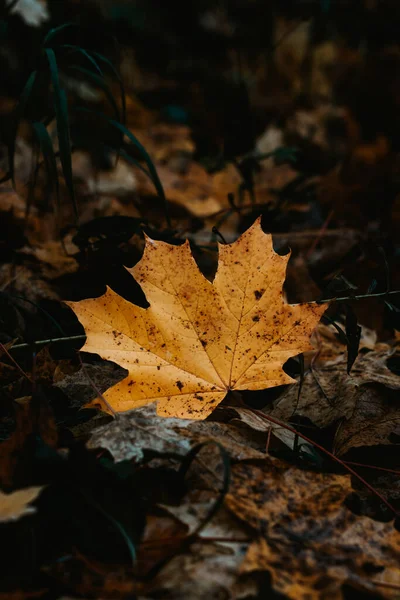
67;218;326;419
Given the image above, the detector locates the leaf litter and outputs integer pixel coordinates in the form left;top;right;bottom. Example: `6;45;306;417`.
2;213;400;598
2;15;400;597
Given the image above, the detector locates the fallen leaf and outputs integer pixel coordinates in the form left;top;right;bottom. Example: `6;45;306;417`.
185;420;267;460
267;342;400;454
143;541;245;600
7;0;49;27
333;385;400;455
68;218;326;419
159;501;247;540
87;403;192;463
20;240;78;280
87;403;266;463
137;512;188;575
54;360;127;409
226;459;400;599
228;405;308;453
0;486;44;522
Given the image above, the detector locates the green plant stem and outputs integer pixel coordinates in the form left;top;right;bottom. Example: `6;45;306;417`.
10;335;86;350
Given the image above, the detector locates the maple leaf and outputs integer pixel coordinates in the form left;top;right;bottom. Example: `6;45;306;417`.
67;218;326;419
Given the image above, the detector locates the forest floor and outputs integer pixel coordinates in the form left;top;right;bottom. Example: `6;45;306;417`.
0;6;400;599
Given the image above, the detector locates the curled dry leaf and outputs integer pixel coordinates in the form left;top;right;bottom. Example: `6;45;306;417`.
68;218;326;419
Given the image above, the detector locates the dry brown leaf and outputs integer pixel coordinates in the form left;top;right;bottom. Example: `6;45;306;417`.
229;405;308;452
333;385;400;456
267;342;400;455
143;541;245;600
68;218;326;419
0;486;44;522
20;241;78;279
227;460;400;599
185;420;267;460
87;403;192;463
137;512;188;575
54;360;127;409
87;403;266;463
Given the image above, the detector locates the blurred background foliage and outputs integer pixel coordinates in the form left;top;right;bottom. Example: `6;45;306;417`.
0;0;399;331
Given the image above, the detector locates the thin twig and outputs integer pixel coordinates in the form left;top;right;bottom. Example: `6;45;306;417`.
306;209;335;259
343;461;400;476
0;341;32;382
293;289;400;306
9;288;400;354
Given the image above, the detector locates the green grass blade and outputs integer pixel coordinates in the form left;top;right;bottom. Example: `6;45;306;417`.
91;51;126;166
75;107;168;225
91;51;126;127
45;48;77;219
58;45;104;76
9;70;37;187
32;121;60;214
108;145;151;178
110;119;169;225
43;22;76;47
68;66;120;122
